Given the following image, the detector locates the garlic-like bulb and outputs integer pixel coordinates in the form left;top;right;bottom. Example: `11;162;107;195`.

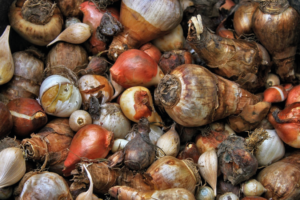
198;149;218;196
241;179;266;197
93;103;131;139
112;139;129;153
0;26;14;85
156;123;180;156
0;147;26;188
120;86;163;126
195;186;214;200
39;75;82;117
16;171;73;199
48;23;91;46
149;124;163;145
255;129;285;166
152;24;185;52
219;192;239;200
76;164;98;200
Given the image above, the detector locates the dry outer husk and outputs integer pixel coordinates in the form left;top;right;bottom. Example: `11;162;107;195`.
70;162;154;195
21;118;74;175
187;14;270;93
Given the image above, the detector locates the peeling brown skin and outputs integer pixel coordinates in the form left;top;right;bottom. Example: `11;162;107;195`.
133;91;153;121
77;56;108;76
217;135;258;185
21;118;74;175
187;22;270;93
257;151;300;200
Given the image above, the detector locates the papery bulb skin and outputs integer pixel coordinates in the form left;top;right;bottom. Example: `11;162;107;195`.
286;85;300;106
140;43;161;64
0;26;14;85
63;124;114;176
7;98;47;138
252;0;300;81
120;86;163;126
268;102;300;148
108;0;183;60
39;75;82;117
255;129;285;166
263;85;287;103
8;0;63;46
93;103;131;139
187;15;270;92
22;118;74;176
155;64;260;127
233;1;259;36
110;49;164;88
257;152;300;200
14;171;73;200
146;156;201;193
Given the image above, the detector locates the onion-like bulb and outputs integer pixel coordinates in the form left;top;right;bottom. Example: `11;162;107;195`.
39;75;82;117
120;86;163;126
154;64;260;127
15;171;73;199
111;139;128;153
93;103;131;139
233;1;259;36
0;147;26;188
0;26;14;85
110;49;164;88
146;156;201;193
8;0;63;46
108;0;183;60
265;73;280;88
252;0;300;81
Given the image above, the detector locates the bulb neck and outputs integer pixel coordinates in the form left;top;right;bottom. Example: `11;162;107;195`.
258;0;289;14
